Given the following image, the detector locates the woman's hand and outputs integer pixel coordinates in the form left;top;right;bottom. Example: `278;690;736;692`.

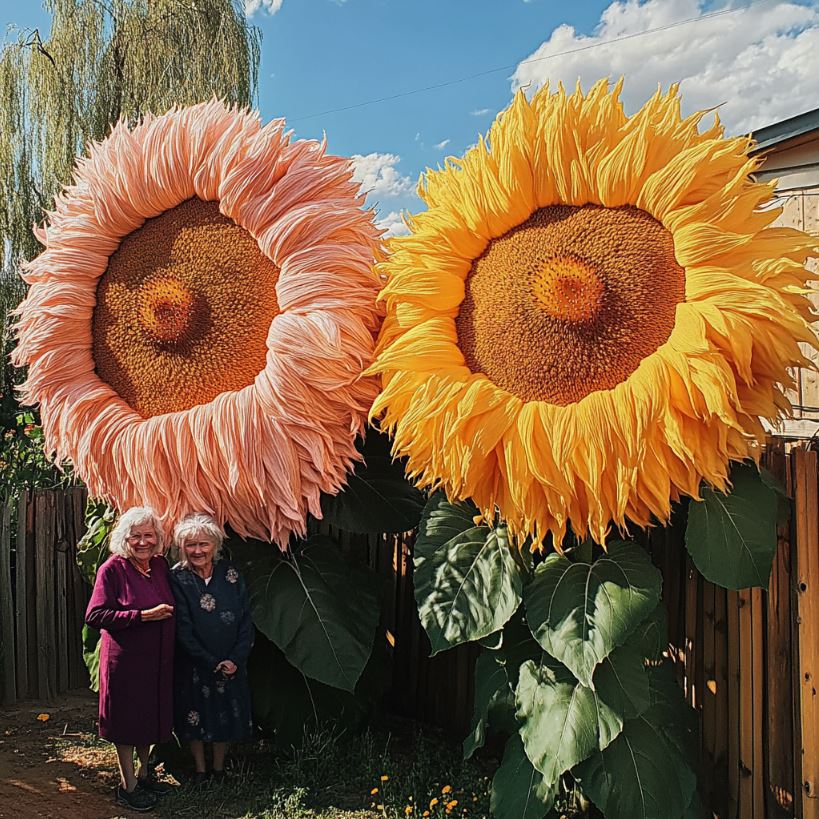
140;603;174;622
215;659;237;676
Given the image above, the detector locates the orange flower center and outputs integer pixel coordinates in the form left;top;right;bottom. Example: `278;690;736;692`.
531;256;604;323
137;277;198;344
93;198;280;418
455;204;685;405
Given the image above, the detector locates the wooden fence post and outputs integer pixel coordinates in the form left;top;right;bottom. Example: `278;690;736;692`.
0;495;16;705
794;447;819;818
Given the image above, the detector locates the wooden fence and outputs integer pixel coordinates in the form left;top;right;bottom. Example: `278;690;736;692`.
0;486;90;705
2;443;819;819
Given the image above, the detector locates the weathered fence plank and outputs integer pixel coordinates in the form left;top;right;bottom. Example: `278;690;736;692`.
0;495;16;705
795;449;819;817
34;490;57;700
13;491;29;701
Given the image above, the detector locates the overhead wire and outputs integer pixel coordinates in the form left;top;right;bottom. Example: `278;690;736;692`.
290;0;776;123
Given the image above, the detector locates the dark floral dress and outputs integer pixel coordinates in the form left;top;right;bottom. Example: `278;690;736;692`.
170;560;255;742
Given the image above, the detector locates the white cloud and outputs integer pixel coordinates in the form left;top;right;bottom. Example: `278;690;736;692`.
376;211;411;238
243;0;283;15
511;0;819;134
434;139;451;150
471;108;492;116
351;153;413;198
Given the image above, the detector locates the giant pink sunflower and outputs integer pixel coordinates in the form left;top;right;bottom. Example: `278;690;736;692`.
14;100;382;546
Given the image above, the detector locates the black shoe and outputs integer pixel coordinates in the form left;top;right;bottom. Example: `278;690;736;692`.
115;784;157;812
137;771;174;795
191;771;209;786
211;770;226;784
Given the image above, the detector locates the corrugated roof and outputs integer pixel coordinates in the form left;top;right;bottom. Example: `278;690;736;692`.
751;107;819;153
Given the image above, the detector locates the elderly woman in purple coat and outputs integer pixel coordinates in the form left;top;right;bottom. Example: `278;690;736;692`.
85;507;175;813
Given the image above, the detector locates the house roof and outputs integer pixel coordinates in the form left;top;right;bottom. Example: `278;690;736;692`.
751;107;819;154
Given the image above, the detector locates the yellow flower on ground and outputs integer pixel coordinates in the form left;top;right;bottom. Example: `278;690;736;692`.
370;79;817;546
36;713;49;722
371;787;379;795
380;774;390;782
429;797;439;808
441;785;452;794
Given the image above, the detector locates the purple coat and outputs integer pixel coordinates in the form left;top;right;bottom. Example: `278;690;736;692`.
85;555;175;746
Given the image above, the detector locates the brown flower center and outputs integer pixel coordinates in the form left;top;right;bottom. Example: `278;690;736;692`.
455;204;685;405
93;198;280;418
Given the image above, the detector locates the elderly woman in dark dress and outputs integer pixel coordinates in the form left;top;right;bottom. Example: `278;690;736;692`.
85;506;175;813
170;513;254;782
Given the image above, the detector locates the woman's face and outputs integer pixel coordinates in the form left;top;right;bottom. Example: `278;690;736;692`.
182;535;217;571
127;523;158;562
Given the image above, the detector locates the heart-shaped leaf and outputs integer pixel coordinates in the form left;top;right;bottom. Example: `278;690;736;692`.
524;542;661;686
236;535;380;691
515;640;650;785
414;493;524;653
574;660;698;819
685;462;779;589
491;734;556;819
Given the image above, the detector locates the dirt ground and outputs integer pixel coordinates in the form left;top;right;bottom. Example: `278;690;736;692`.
0;688;143;819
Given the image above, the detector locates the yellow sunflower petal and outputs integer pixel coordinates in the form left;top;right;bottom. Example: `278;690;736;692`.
370;80;817;547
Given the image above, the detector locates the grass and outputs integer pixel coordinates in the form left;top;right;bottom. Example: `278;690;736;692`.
153;722;495;818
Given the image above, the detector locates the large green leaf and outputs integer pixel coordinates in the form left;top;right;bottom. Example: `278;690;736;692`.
236;536;380;691
414;493;524;653
491;734;556;819
319;430;424;534
685;462;779;589
463;650;515;759
248;633;389;749
515;641;650;785
574;660;698;819
523;542;661;686
575;717;696;819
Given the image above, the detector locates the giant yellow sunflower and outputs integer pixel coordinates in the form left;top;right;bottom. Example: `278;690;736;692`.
14;100;382;546
370;80;817;547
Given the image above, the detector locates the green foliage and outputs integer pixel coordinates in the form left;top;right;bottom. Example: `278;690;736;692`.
574;662;698;819
0;410;70;489
76;497;116;585
523;541;662;686
463;650;513;760
414;492;525;654
490;734;555;819
685;462;779;589
235;535;381;692
319;431;424;534
248;633;389;751
82;624;101;693
515;640;650;788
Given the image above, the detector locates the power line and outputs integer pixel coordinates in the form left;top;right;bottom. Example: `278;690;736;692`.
290;0;774;123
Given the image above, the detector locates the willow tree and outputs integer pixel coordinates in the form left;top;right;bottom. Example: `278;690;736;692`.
0;0;261;271
0;0;260;473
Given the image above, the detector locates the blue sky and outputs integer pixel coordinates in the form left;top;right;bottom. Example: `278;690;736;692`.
2;0;819;235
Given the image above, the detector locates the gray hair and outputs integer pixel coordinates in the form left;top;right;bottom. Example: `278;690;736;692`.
109;507;166;558
173;513;225;566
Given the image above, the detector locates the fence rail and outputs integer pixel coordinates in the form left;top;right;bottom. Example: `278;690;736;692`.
1;443;818;819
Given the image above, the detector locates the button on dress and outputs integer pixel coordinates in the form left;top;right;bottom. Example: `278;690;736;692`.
85;555;175;746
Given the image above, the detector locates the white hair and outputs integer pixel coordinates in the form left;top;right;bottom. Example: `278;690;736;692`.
173;513;225;566
109;507;166;558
